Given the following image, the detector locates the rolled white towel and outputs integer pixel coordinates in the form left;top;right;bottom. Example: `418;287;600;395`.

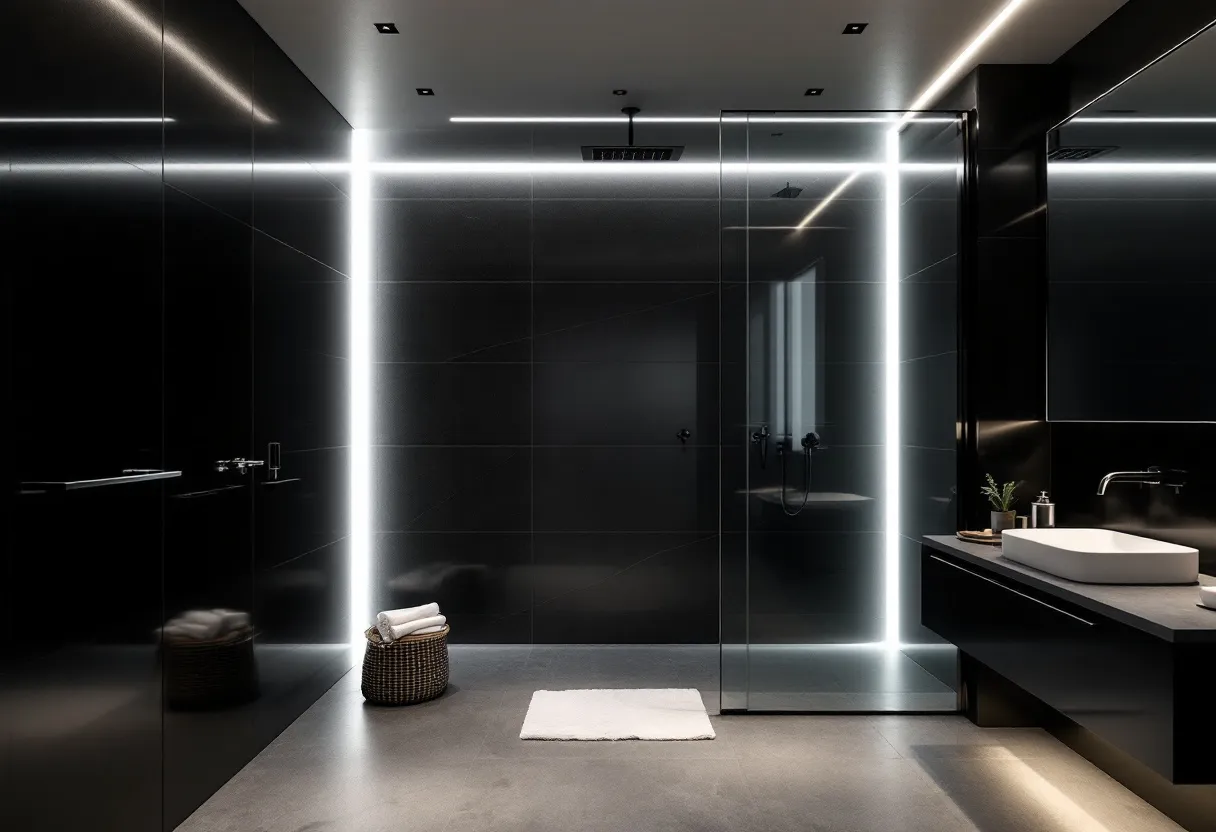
388;614;446;641
211;608;252;634
174;622;217;641
411;624;445;635
176;611;223;640
376;603;439;640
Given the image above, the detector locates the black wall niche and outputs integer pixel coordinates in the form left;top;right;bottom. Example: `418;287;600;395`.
2;2;352;830
370;123;720;644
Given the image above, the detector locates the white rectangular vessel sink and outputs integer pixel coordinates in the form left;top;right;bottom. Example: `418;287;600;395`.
1001;528;1198;585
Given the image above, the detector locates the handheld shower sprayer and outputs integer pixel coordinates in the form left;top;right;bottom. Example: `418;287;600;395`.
778;431;821;516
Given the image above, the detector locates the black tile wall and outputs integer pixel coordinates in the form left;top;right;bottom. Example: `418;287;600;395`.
371;141;720;643
3;2;351;829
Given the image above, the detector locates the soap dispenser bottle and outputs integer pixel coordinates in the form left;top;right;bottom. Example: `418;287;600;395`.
1030;491;1055;529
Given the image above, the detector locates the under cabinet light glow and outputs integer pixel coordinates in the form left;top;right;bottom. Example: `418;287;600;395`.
349;129;372;643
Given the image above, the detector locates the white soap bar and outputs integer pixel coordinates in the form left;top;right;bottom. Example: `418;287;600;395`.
1199;586;1216;610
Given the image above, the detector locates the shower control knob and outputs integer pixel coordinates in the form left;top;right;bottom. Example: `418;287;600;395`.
676;429;691;444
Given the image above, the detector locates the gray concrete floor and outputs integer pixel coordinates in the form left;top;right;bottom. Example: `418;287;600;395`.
179;646;1183;832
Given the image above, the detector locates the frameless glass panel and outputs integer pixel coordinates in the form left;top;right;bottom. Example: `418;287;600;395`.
721;112;964;712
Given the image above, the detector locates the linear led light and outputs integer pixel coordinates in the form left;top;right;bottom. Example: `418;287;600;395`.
900;0;1035;124
0;117;175;124
1070;117;1216;124
793;172;864;229
450;116;959;124
883;128;901;648
98;0;274;123
1048;162;1216;174
349;129;372;644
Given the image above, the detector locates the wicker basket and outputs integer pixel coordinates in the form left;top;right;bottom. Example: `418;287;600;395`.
164;629;258;710
361;624;450;705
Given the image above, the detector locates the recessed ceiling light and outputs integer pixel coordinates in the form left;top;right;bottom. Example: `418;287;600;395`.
416;88;435;96
843;22;868;34
613;89;628;96
805;88;824;96
375;22;398;34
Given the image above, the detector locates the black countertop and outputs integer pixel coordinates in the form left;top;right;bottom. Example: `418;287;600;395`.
923;535;1216;643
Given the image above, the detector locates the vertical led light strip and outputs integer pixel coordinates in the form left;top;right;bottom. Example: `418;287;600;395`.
349;129;372;642
883;127;901;648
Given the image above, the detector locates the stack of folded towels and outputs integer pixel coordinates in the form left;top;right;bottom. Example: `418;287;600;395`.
375;602;446;642
160;609;252;643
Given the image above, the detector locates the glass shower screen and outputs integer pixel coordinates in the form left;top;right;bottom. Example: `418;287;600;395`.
720;112;964;712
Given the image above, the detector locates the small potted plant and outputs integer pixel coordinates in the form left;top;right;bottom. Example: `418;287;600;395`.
981;474;1020;534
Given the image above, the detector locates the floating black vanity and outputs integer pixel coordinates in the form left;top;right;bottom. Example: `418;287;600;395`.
922;535;1216;786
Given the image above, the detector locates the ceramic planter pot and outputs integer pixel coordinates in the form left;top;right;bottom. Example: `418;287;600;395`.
990;510;1016;533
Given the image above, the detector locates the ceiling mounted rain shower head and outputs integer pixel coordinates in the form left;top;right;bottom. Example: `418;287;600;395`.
581;107;685;161
771;182;804;199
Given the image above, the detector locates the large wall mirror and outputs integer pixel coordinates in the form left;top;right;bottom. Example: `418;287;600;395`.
1047;22;1216;422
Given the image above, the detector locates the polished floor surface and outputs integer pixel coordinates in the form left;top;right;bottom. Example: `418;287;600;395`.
179;646;1182;832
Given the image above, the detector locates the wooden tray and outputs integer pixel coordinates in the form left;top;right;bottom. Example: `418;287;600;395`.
956;530;1002;545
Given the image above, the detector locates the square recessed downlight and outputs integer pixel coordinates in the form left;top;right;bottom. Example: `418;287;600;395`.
843;22;868;34
805;88;824;96
375;22;398;33
416;88;435;96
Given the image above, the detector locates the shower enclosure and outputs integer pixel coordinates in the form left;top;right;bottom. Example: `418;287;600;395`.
720;111;965;712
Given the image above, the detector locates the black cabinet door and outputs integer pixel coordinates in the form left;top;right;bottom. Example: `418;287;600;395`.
923;550;1178;780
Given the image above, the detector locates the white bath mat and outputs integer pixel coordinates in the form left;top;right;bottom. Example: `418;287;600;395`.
519;688;715;741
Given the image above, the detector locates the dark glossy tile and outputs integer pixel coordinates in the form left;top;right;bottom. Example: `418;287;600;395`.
254;447;349;571
900;446;957;540
533;361;717;446
745;532;884;643
375;533;532;643
820;282;885;363
901;277;956;360
164;189;254;476
902;352;957;452
374;282;531;363
533;447;717;533
256;537;348;644
374;363;531;446
902;193;959;278
256;232;349;357
163;0;254;223
533;199;718;281
533;282;717;363
820;362;883;447
374;447;531;533
373;199;531;281
532;533;718;643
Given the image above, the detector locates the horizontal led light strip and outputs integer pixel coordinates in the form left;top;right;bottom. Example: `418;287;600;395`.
1048;162;1216;174
0;117;175;124
9;161;962;177
1070;117;1216;124
451;116;959;124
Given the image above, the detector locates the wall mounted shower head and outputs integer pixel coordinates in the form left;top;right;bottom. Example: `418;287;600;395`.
772;182;804;199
